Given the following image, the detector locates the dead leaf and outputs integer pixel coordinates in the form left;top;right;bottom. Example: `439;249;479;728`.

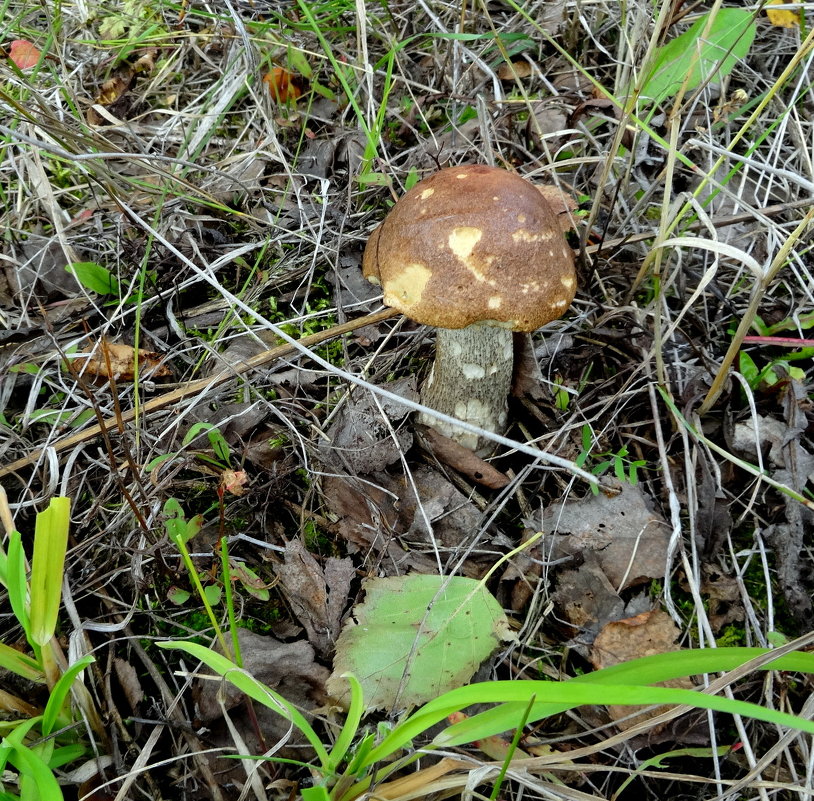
698;565;744;633
497;60;533;80
552;554;626;637
263;66;303;102
87;71;134;126
766;0;800;27
219;469;248;496
537;184;579;233
417;425;510;489
590;609;694;731
275;538;354;656
194;629;329;775
379;464;510;569
539;482;671;590
86;51;158;126
9;40;42;69
113;658;144;714
320;378;417;474
499;528;543;612
321;473;438;574
11;235;78;301
77;341;171;380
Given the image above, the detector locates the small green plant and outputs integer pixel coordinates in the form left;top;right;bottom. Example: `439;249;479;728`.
575;425;648;494
0;492;100;801
738;348;811;391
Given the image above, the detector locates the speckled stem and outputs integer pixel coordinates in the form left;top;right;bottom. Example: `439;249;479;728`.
418;325;513;454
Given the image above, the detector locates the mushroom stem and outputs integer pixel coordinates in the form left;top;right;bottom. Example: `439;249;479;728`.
418;325;513;454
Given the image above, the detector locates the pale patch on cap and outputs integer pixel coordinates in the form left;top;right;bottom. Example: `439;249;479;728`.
382;263;432;309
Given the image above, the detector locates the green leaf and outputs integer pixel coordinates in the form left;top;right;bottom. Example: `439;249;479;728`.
29;498;70;647
286;45;312;79
167;586;191;605
0;643;44;683
4;739;63;801
41;655;95;737
738;351;760;386
65;262;121;296
230;563;269;602
203;584;222;605
183;422;231;465
326;575;511;711
5;529;30;638
641;9;756;104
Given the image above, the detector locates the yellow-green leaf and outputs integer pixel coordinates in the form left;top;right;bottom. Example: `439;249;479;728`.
29;498;70;647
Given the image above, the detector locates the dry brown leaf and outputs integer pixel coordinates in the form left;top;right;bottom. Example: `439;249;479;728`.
540;482;670;590
552;554;626;637
497;60;533;80
78;341;171;380
590;609;693;731
276;538;354;656
320;377;417;474
417;425;510;489
536;184;578;234
113;657;144;714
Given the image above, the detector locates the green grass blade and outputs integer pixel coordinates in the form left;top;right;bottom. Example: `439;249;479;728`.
430;681;814;748
6;528;30;638
158;641;331;769
41;655;95;737
29;498;70;647
327;673;364;774
0;643;43;683
5;739;63;801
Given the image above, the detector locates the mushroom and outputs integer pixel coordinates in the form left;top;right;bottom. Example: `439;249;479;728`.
362;164;576;454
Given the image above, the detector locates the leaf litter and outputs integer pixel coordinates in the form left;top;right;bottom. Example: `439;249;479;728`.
0;1;813;799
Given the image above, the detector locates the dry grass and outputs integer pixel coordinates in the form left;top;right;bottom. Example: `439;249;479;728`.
1;0;813;799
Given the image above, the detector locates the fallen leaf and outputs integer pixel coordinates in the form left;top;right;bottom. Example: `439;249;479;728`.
590;609;695;732
765;0;799;27
320;377;417;474
327;575;512;711
552;554;626;638
497;60;533;80
9;39;42;69
379;464;509;569
76;341;172;380
537;184;579;233
417;425;510;489
539;482;671;590
113;657;144;714
275;538;354;657
263;66;303;102
698;565;744;633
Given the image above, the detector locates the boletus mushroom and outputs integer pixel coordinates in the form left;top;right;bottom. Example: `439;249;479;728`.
362;164;576;454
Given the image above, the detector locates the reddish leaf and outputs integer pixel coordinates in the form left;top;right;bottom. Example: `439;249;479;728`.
9;39;41;69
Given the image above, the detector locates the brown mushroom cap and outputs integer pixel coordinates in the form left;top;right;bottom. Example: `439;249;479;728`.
362;164;576;331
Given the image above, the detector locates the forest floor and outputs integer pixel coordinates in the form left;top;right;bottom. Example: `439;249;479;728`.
1;1;814;800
